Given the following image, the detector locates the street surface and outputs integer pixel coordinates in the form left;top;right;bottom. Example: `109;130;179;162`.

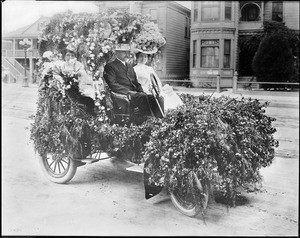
2;83;299;236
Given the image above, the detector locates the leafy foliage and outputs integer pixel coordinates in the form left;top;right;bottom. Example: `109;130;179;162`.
32;11;279;207
141;94;278;205
252;33;295;86
31;73;278;206
239;20;299;83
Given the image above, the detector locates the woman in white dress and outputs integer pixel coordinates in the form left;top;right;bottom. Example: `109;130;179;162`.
61;48;96;115
133;51;183;111
62;48;95;100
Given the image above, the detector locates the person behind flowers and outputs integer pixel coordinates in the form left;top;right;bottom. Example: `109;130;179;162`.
61;44;95;115
103;44;163;118
133;50;183;111
40;51;54;78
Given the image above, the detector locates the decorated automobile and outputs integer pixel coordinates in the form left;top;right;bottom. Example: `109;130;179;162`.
30;10;278;217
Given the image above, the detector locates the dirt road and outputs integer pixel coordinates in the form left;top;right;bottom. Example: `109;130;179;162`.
2;84;299;236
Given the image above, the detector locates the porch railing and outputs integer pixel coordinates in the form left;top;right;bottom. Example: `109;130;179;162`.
2;58;22;81
2;49;40;58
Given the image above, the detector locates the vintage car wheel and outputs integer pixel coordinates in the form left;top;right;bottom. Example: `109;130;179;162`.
38;153;78;184
170;174;209;217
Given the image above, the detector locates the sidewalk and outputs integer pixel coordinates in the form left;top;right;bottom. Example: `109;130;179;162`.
2;83;299;109
174;86;299;108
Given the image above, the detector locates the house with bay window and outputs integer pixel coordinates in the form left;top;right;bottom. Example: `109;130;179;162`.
190;1;299;87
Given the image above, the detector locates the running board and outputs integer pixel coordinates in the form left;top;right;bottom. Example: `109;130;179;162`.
126;163;144;173
80;156;110;164
75;152;112;165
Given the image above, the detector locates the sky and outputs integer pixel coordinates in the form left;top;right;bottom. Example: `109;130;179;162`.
2;0;191;34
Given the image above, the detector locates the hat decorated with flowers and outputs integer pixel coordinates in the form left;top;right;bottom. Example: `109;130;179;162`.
132;46;158;54
133;22;166;55
42;51;53;60
66;43;77;54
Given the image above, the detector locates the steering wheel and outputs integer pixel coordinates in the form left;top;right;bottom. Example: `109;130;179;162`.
150;73;160;97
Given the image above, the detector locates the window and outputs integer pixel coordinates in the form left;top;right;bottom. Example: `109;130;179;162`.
225;1;232;20
192;40;197;68
241;4;260;21
32;39;38;49
186;48;190;73
201;1;220;21
201;40;219;68
223;40;231;68
194;1;198;22
272;1;283;22
150;9;157;24
185;17;190;38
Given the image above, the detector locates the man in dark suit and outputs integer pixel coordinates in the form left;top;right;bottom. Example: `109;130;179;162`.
103;44;163;118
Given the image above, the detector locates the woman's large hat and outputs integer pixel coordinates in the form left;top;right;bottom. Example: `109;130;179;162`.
42;51;53;60
133;47;158;55
66;43;77;54
115;43;131;51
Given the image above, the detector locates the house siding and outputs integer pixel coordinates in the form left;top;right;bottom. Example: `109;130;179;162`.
165;6;190;77
284;1;300;30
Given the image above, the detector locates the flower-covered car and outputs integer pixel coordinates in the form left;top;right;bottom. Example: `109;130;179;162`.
30;10;279;218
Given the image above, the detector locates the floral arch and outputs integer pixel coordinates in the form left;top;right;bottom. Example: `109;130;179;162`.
38;10;166;81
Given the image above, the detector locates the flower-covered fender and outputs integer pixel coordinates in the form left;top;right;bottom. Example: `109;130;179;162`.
143;157;164;199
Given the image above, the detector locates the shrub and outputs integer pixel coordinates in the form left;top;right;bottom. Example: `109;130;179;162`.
252;32;294;89
251;21;299;89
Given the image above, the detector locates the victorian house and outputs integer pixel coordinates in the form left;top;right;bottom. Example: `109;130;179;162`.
190;1;299;87
2;17;49;83
2;1;190;83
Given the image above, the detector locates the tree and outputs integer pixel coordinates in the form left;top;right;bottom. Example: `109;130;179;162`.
251;21;299;89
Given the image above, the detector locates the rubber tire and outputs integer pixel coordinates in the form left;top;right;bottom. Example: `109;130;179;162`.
170;181;209;217
38;153;78;184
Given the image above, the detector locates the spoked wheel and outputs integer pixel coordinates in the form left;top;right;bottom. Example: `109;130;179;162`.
38;153;78;184
170;173;210;217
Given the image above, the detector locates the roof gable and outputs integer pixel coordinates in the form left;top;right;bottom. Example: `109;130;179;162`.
3;17;50;39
